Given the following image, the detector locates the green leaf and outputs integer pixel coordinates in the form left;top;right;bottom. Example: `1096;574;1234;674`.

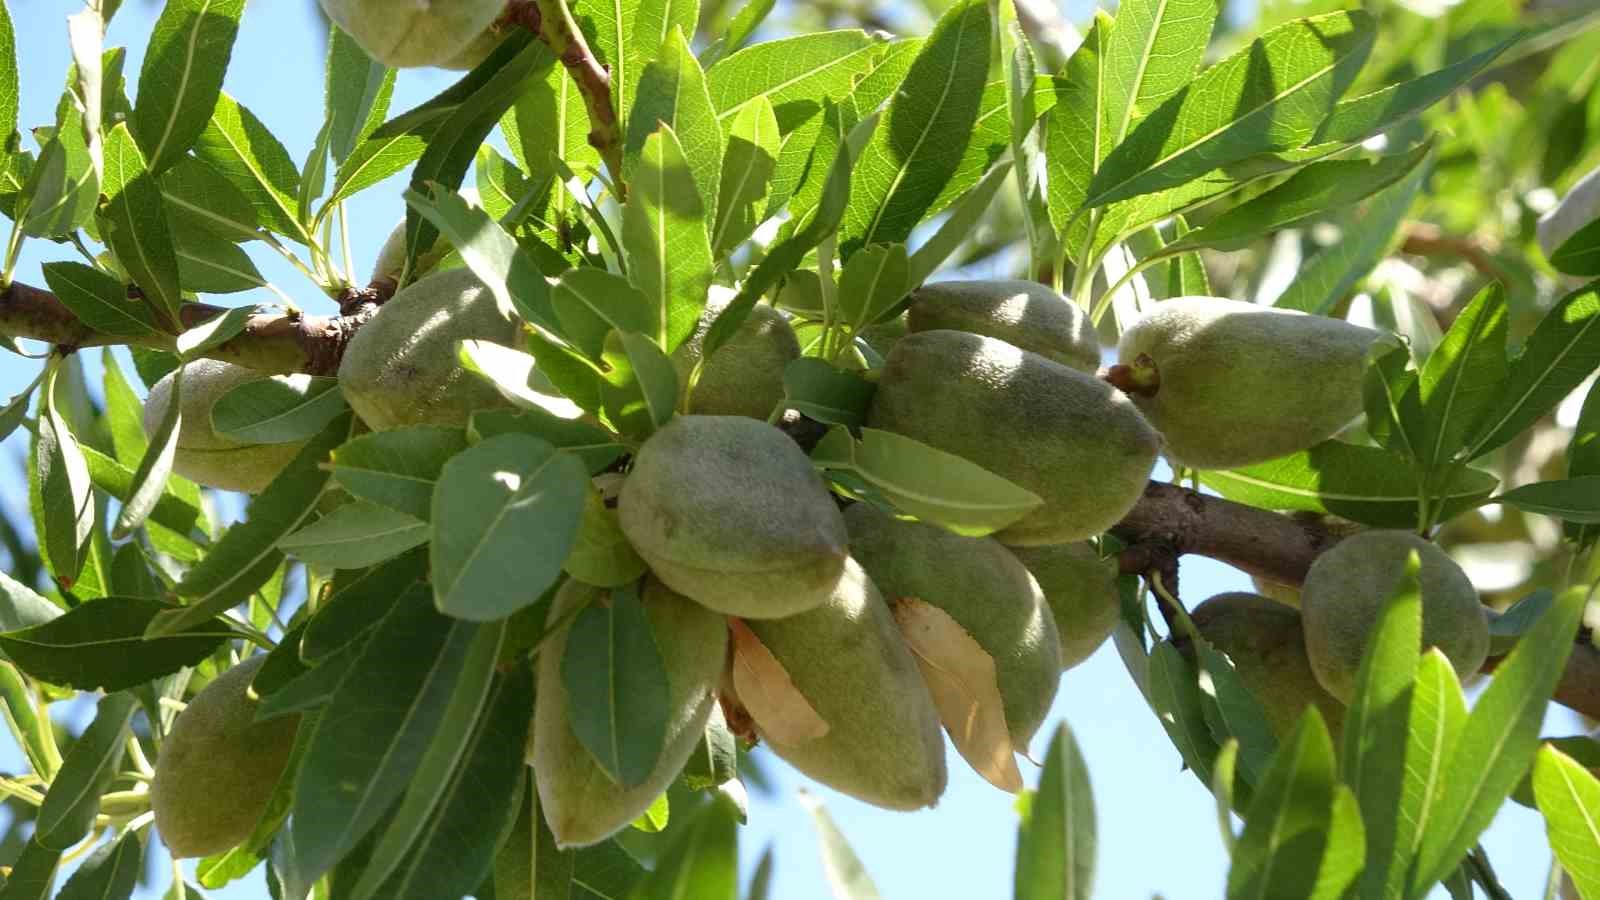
1196;642;1279;785
160;154;261;242
344;623;516;900
35;692;135;850
111;356;180;539
632;792;670;833
624;125;714;352
1274;159;1429;315
1533;745;1600;899
1174;145;1432;253
1309;787;1367;900
712;95;779;256
1418;284;1508;469
1388;649;1469;898
565;489;648;588
300;549;429;663
908;159;1010;286
79;441;201;544
279;501;429;570
173;223;267;293
782;358;875;428
0;0;14;148
211;374;348;444
20;113;98;238
1100;0;1220;153
474;144;540;227
1014;721;1096;900
1465;279;1600;459
98;123;182;328
1226;709;1343;900
458;339;583;420
290;586;487;885
1199;441;1498;529
1550;219;1600;277
134;0;244;176
1213;739;1242;849
1341;552;1421;900
838;0;992;257
56;831;141;900
193;92;309;244
403;183;559;335
0;595;230;692
1410;585;1587;895
431;433;588;621
600;330;678;439
708;0;774;64
810;426;1043;536
175;303;254;360
153;412;352;635
683;705;738;791
1087;12;1374;209
1151;638;1230;782
552;267;655;361
628;793;739;900
324;25;393;165
706;30;880;131
36;370;94;588
0;839;62;900
330;426;468;522
1489;590;1554;657
41;261;156;338
562;582;670;788
835;243;908;334
0;369;38;448
798;793;879;900
626;28;722;217
1314;35;1521;145
470;408;624;475
1497;477;1600;523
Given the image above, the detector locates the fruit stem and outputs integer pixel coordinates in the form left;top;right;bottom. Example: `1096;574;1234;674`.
1102;353;1160;397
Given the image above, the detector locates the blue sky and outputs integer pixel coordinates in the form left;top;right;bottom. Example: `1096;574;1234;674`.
0;1;1577;897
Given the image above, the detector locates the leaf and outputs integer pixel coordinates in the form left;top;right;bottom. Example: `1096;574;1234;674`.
626;28;722;217
1274;160;1429;315
1310;787;1367;900
837;0;992;258
565;489;648;588
193;92;308;244
683;704;738;791
79;441;201;543
431;433;588;621
1550;219;1600;278
403;183;558;335
1533;745;1600;899
1196;642;1279;785
134;0;244;175
36;370;94;588
56;831;141;900
290;586;488;885
600;330;679;439
728;618;828;745
1465;279;1600;459
836;243;909;333
1226;710;1343;900
329;426;467;522
324;25;393;166
0;594;229;692
1100;0;1220;152
1341;551;1421;900
172;223;266;293
891;597;1019;791
1410;585;1587;895
628;793;740;900
1313;35;1521;145
1489;590;1555;657
35;692;135;851
1172;144;1432;253
799;793;880;900
470;408;625;474
98;123;182;328
0;0;13;147
300;549;428;663
781;358;875;428
1013;721;1096;900
712;95;779;256
175;303;254;360
810;427;1043;536
1497;477;1600;523
1089;12;1372;211
623;125;714;352
908;159;1011;286
160;154;260;242
20;112;98;238
0;661;59;778
1200;440;1498;529
1213;739;1242;850
279;502;429;570
40;261;157;337
706;30;880;130
562;582;671;788
1146;641;1220;786
211;374;348;444
552;267;655;360
1418;284;1509;469
152;412;352;635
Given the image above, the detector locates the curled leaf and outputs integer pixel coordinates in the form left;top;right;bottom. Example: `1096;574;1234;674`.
892;596;1021;792
728;618;829;745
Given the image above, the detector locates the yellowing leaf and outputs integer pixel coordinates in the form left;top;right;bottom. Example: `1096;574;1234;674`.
729;618;829;745
892;597;1021;792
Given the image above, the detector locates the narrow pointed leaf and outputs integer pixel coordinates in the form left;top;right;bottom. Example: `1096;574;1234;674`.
56;830;141;900
1226;710;1340;900
623;125;713;352
625;28;722;216
41;261;157;337
563;582;670;788
1418;284;1509;468
1533;745;1600;899
134;0;244;175
99;123;182;327
1101;0;1220;149
279;502;428;570
211;374;348;445
1014;721;1097;900
800;794;881;900
35;692;135;850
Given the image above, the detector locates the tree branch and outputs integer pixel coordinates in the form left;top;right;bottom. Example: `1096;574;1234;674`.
518;0;627;198
1;277;1596;719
